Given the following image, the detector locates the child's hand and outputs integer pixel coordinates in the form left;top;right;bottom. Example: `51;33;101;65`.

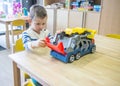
37;40;46;47
31;39;46;48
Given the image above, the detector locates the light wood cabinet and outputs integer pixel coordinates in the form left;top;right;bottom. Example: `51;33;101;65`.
45;0;120;35
56;9;69;31
43;0;64;6
56;10;84;31
99;0;120;35
46;9;100;34
68;10;84;28
46;8;57;35
85;11;100;31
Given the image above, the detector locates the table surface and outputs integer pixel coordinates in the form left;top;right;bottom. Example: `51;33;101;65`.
0;16;29;23
9;35;120;86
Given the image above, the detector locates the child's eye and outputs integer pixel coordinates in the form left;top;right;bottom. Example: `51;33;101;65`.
42;23;45;25
34;23;46;26
36;23;40;25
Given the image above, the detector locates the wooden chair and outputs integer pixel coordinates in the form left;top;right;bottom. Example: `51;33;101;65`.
12;38;30;85
10;19;26;44
12;38;25;53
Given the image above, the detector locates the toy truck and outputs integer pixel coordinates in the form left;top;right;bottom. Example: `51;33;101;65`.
45;27;96;63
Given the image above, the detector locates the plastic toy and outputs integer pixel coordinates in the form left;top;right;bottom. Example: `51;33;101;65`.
24;78;41;86
13;1;22;15
45;27;96;63
24;79;35;86
0;11;6;18
23;7;28;16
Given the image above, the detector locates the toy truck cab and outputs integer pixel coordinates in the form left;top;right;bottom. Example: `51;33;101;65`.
45;27;96;63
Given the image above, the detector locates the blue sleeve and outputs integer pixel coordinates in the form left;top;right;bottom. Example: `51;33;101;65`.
22;31;31;50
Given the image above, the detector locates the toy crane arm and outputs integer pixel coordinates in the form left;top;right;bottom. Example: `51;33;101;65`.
45;37;66;55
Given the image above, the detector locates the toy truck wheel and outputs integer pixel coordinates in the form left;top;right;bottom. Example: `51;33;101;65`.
68;55;75;63
91;46;96;53
75;53;81;60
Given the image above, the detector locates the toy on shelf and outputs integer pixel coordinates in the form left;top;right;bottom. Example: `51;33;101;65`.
24;79;35;86
0;11;6;18
23;7;28;16
24;78;41;86
45;27;96;63
13;1;22;16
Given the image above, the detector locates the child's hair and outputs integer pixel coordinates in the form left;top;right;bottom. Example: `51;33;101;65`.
30;4;47;20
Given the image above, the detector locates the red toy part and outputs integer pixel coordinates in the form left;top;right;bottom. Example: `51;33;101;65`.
45;37;66;55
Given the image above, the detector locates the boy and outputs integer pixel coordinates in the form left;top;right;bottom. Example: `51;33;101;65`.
22;4;51;86
22;4;51;53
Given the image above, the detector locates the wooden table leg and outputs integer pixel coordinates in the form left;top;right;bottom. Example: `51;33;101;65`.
5;23;10;49
13;61;21;86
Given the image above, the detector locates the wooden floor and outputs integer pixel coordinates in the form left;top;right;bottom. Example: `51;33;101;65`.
0;50;13;86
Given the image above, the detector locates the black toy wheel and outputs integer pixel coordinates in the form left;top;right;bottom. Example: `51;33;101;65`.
68;55;75;63
91;46;96;53
75;53;81;60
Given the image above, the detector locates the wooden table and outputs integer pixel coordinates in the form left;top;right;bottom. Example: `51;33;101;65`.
9;35;120;86
0;16;29;49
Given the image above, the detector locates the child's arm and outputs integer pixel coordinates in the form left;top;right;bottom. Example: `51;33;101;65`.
31;39;46;48
22;32;46;51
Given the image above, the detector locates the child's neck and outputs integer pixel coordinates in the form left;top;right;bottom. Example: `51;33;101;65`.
34;30;40;34
31;27;40;34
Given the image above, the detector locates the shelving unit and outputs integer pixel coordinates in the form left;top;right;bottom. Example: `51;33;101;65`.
46;8;57;35
68;10;84;28
56;9;69;31
42;0;120;35
84;11;100;31
43;0;65;6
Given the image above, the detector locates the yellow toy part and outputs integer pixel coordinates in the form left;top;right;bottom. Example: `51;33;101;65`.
64;27;96;39
86;29;97;39
64;28;72;35
64;27;86;35
72;27;86;34
24;79;35;86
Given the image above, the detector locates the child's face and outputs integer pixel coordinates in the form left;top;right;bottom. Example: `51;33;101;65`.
31;17;47;33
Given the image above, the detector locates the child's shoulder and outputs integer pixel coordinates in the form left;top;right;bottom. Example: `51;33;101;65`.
22;28;36;37
23;28;34;34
